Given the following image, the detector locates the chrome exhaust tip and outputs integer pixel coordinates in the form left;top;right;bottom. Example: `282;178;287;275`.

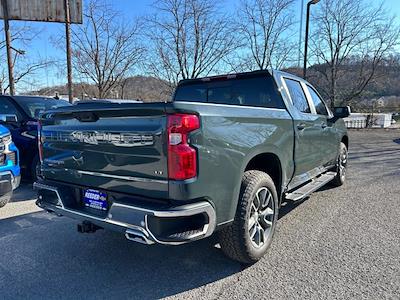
125;228;155;245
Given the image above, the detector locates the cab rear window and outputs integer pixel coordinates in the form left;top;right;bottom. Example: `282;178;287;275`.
174;77;285;109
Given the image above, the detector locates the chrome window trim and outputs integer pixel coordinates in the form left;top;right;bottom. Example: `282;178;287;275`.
304;84;333;118
281;77;315;115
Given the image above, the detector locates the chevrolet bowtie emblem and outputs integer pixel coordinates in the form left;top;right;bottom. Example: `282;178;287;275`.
72;155;84;166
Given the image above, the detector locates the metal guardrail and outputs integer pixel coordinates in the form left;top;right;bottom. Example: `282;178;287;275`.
344;119;366;129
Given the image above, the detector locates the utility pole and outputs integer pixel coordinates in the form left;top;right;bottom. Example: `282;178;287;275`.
1;0;15;95
303;0;320;79
298;0;305;67
64;0;73;103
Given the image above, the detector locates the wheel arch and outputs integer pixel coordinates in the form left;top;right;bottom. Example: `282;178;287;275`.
227;151;285;215
244;153;283;200
225;149;289;224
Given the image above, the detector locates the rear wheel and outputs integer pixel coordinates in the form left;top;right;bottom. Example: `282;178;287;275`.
219;170;278;264
331;142;348;187
0;192;12;208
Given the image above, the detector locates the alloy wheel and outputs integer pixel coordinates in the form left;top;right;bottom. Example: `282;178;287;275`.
248;187;275;248
339;148;348;180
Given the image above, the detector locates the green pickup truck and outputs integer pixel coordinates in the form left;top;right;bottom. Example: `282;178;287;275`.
35;70;349;263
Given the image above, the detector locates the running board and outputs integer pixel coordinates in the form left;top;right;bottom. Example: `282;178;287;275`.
285;172;336;201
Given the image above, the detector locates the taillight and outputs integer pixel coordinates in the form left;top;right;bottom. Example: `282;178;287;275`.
167;114;200;180
38;121;44;163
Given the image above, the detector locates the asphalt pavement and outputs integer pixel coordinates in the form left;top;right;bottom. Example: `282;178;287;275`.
0;130;399;299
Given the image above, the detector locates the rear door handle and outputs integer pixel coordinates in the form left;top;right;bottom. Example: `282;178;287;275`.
297;123;306;130
321;122;327;129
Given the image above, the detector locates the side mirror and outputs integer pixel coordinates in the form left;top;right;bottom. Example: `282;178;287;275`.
333;106;351;119
0;114;18;123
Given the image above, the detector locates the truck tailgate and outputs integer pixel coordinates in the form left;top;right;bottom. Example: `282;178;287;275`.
40;103;168;199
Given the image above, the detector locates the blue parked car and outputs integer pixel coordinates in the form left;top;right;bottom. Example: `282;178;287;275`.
0;124;20;207
0;95;71;180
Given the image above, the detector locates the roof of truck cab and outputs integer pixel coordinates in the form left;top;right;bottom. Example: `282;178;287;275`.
178;70;274;85
2;95;70;105
177;69;305;86
273;70;305;82
76;99;143;105
5;95;56;100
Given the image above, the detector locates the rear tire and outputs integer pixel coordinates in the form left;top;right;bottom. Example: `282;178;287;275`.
219;170;279;264
0;192;12;208
331;142;348;187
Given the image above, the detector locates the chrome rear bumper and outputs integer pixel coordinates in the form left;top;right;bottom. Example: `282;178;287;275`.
34;182;216;245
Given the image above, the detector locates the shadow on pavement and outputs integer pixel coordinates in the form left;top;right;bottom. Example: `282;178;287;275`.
0;211;241;299
10;184;36;203
278;199;305;219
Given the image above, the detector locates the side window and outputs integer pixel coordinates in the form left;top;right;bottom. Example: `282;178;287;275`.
307;86;328;116
284;78;311;113
0;98;21;119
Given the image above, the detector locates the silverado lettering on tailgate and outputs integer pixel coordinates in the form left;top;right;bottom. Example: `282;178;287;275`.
43;131;154;147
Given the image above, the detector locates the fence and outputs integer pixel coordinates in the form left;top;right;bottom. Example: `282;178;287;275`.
343;113;394;128
344;118;367;129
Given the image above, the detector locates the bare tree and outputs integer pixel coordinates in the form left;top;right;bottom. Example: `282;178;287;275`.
236;0;295;71
146;0;239;88
0;24;49;94
0;24;40;51
309;0;400;108
0;58;52;94
70;1;144;99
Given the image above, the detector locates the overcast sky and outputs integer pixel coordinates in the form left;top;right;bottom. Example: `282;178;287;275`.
5;0;400;91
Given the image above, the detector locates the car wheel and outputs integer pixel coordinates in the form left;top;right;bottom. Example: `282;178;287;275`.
219;170;279;264
0;192;12;208
331;142;348;187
